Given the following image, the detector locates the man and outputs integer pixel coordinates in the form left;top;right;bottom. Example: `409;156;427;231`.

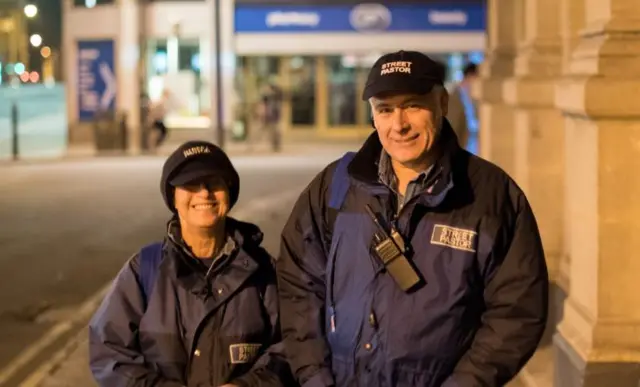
254;81;284;151
146;88;172;150
447;62;479;150
276;50;548;387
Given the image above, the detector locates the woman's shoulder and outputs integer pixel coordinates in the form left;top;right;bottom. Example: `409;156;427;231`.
227;218;275;267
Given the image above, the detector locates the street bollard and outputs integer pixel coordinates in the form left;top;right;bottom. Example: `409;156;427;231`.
11;102;18;160
119;111;128;152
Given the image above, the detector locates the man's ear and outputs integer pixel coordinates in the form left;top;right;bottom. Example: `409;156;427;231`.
370;117;376;130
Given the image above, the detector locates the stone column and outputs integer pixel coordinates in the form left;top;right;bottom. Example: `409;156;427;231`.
207;0;236;147
558;0;586;293
219;0;236;135
502;0;564;281
554;0;640;384
471;0;517;175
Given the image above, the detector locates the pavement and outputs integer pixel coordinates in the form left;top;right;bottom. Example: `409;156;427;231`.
0;144;356;387
59;129;369;162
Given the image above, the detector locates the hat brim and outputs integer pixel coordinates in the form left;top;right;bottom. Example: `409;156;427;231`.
169;169;221;186
361;76;438;101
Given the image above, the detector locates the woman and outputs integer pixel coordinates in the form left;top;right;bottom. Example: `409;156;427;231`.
89;140;292;387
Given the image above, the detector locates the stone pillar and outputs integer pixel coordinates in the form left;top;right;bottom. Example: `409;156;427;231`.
220;0;236;134
118;0;142;153
502;0;564;281
207;0;236;147
558;0;586;293
471;0;517;175
554;0;640;384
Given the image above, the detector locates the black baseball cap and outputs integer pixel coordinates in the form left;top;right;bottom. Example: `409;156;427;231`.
160;141;240;212
362;50;446;100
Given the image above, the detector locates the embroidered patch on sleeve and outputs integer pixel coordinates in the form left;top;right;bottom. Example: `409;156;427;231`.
229;343;262;364
430;224;477;252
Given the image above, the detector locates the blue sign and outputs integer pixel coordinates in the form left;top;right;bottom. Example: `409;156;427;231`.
77;40;116;121
234;3;485;33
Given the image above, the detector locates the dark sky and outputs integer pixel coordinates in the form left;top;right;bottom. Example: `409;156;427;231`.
18;0;61;73
30;0;62;50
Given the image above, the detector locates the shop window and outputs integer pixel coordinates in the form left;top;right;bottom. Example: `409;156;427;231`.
145;38;204;119
326;56;357;126
357;54;378;127
289;56;315;126
234;56;281;135
178;42;200;73
151;44;168;76
255;57;280;83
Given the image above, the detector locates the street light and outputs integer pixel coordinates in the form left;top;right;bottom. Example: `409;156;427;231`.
40;46;51;58
30;34;42;47
14;62;25;75
24;4;38;18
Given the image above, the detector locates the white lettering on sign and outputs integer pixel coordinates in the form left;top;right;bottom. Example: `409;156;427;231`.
428;10;468;26
78;48;100;113
380;61;413;75
266;11;320;27
79;48;99;60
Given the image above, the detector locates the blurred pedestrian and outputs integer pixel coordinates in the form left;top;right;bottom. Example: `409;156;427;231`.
253;81;283;152
447;62;479;150
147;88;172;150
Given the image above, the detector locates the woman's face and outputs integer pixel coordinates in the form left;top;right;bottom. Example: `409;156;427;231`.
173;176;229;229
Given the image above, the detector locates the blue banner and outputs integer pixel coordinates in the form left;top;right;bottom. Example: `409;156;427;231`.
77;40;116;121
234;3;485;33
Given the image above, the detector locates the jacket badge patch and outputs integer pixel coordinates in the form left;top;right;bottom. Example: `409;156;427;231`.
430;224;477;252
229;343;261;364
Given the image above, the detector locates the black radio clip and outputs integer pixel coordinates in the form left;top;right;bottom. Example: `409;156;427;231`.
365;204;422;292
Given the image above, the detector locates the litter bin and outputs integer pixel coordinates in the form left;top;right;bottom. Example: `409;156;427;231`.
93;110;127;152
140;94;150;151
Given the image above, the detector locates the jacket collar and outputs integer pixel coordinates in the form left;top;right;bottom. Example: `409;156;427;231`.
164;217;264;281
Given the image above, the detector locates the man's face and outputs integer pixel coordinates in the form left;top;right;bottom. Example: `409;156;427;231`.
173;176;229;229
370;89;448;167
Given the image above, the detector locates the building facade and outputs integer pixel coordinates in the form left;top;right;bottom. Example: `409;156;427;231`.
232;0;485;139
0;4;29;85
63;0;485;149
476;0;640;385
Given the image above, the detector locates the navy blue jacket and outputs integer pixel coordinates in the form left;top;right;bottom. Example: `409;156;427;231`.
277;122;549;387
89;218;292;387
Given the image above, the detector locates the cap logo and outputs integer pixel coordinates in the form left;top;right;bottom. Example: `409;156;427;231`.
380;61;412;75
183;145;211;158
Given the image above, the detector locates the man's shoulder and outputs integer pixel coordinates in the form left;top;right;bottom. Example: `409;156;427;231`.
463;152;525;202
295;157;345;202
